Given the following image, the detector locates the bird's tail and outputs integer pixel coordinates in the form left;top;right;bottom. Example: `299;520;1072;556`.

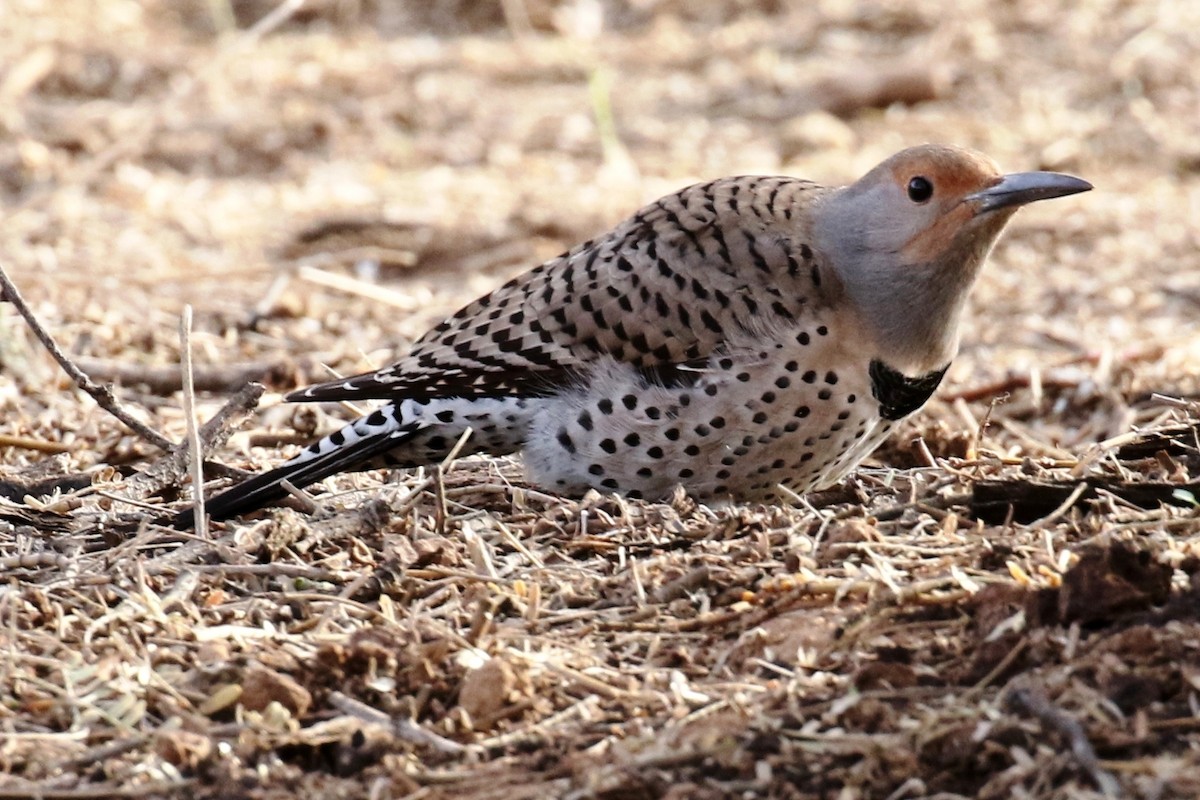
174;412;425;528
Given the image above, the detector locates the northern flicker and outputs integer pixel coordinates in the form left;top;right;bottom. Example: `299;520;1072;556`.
184;144;1090;524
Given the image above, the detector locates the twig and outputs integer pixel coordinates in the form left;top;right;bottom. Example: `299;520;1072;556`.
46;735;148;772
119;382;263;500
1029;481;1089;527
278;478;318;514
73;357;287;395
1006;683;1121;796
180;306;208;538
653;565;712;603
297;264;427;310
327;691;467;755
474;695;602;752
0;433;72;454
0;261;173;451
0;781;194;799
943;372;1083;404
965;637;1029;700
944;345;1165;403
147;562;344;581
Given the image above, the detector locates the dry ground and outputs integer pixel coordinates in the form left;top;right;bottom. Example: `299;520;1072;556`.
1;1;1199;798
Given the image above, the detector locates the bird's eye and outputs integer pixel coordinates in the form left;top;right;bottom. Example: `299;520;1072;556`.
907;176;933;203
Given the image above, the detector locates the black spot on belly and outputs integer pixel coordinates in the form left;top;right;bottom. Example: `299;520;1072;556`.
869;360;950;420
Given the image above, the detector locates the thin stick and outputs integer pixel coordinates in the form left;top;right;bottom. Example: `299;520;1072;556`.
179;305;208;538
1006;683;1121;796
297;264;426;311
1029;481;1089;527
73;356;283;395
0;433;72;454
327;691;467;755
0;261;173;451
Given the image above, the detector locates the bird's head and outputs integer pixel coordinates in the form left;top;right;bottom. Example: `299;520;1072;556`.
813;144;1091;371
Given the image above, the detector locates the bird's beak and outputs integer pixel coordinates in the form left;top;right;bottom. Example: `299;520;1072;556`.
967;171;1093;214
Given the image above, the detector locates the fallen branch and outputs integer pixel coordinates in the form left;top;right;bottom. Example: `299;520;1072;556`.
74;357;289;396
1006;683;1121;796
0;262;173;452
1113;424;1200;461
120;381;264;502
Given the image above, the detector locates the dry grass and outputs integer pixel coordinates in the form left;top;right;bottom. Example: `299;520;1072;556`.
2;1;1200;797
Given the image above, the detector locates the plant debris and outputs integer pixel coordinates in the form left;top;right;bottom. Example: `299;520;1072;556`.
1;1;1199;798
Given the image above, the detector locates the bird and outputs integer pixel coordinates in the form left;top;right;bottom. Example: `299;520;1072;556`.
181;144;1091;525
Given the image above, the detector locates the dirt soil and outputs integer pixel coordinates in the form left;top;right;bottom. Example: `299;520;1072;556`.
1;1;1200;798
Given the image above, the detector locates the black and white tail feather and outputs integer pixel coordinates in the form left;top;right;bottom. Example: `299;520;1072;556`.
174;412;427;527
174;393;537;527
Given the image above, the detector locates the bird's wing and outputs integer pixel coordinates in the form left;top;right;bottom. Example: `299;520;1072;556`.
290;176;826;403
